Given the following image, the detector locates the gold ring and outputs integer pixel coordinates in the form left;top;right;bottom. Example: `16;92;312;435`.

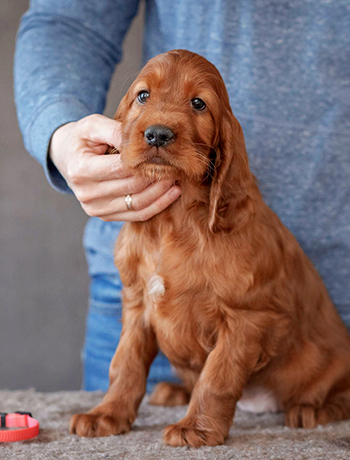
125;194;133;211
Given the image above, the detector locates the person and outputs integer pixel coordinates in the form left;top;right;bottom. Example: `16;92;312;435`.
14;0;350;392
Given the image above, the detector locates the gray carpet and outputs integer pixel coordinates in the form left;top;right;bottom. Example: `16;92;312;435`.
1;389;350;459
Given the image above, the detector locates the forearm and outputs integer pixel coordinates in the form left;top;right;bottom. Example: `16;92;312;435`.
14;0;140;192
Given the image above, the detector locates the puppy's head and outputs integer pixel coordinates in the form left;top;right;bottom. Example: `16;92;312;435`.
116;50;255;232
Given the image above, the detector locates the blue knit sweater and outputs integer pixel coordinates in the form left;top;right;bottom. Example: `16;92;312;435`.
14;0;350;324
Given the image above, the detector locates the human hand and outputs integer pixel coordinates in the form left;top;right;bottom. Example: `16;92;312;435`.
49;114;181;221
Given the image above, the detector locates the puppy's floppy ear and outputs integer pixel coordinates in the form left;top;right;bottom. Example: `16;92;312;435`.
208;108;255;233
114;77;140;121
114;91;131;122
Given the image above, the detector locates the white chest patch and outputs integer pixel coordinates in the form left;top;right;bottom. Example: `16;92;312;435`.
147;274;165;301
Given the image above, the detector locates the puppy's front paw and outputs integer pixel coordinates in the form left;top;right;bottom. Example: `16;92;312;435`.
70;406;132;437
163;422;225;447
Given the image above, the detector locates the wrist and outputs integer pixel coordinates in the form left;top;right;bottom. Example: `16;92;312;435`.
49;122;75;174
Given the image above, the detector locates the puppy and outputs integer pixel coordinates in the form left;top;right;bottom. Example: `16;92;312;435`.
71;50;350;447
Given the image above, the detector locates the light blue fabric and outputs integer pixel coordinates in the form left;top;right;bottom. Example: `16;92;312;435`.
15;0;350;390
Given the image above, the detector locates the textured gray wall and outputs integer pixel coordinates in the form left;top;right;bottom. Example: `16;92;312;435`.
0;0;143;391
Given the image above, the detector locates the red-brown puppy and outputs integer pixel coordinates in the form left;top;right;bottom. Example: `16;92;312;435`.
70;50;350;447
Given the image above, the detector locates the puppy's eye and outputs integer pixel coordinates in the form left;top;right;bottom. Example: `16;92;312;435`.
191;98;206;111
137;91;150;104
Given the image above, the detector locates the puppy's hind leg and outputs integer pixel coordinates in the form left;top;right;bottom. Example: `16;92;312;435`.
285;376;350;429
149;368;198;406
316;375;350;425
284;356;350;429
149;382;191;406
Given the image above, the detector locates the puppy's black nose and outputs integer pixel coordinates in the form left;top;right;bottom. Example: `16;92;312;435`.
144;125;175;147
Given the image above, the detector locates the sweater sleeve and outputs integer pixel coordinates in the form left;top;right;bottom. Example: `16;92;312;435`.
14;0;140;193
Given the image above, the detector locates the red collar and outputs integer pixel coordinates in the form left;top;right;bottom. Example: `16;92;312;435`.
0;412;39;442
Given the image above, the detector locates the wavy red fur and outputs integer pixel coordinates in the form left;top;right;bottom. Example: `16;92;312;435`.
70;50;350;447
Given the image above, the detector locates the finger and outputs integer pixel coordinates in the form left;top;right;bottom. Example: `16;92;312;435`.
76;176;154;205
72;153;135;183
100;185;181;222
84;180;176;215
126;180;177;212
77;114;122;148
